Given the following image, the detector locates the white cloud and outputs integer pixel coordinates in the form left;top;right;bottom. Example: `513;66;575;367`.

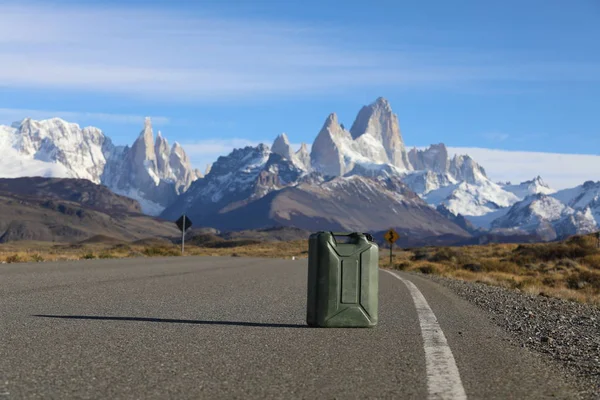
448;147;600;190
0;108;169;126
0;3;598;100
483;132;510;142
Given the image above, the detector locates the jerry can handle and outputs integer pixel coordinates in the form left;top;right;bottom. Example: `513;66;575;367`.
330;232;375;242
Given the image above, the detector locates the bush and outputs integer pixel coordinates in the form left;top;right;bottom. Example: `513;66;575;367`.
5;254;23;263
98;252;116;259
143;246;180;257
82;252;96;259
556;258;580;269
462;263;482;272
31;254;44;263
429;248;458;262
418;264;439;275
394;261;411;270
581;254;600;270
411;248;433;261
566;270;600;290
511;242;598;265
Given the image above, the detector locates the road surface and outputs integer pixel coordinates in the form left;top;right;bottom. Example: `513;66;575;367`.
0;257;583;399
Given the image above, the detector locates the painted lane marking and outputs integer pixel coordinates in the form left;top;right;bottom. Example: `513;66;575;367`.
384;270;467;400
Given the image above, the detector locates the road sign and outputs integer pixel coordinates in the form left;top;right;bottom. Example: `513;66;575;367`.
176;215;193;232
384;228;399;244
176;214;193;255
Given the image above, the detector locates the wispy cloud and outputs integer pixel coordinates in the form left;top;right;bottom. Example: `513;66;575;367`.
448;147;600;190
0;3;598;101
483;132;510;142
0;108;169;126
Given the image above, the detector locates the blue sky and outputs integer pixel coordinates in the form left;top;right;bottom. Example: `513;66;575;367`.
1;0;599;177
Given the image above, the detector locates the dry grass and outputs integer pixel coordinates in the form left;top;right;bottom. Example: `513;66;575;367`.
384;234;600;306
2;233;599;305
0;239;309;265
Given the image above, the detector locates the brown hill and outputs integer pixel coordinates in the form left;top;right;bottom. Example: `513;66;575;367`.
0;177;179;243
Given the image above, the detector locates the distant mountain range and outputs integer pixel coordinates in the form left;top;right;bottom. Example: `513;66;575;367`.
0;97;598;243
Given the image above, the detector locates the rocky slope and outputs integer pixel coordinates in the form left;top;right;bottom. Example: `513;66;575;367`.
0;177;179;243
0;117;199;215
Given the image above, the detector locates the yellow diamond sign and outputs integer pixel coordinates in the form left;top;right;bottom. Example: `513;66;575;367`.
384;228;399;244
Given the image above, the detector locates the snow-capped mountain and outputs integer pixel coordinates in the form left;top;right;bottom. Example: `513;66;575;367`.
161;142;470;237
553;181;600;219
310;98;412;177
490;194;597;240
502;176;556;198
0;117;199;215
401;143;520;217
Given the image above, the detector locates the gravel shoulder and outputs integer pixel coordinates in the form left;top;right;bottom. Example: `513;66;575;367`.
422;272;600;399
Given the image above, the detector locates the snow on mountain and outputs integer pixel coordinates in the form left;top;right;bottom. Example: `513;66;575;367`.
271;133;310;171
552;180;600;223
349;97;411;170
0;117;199;215
491;194;597;240
401;170;457;196
3;118;112;183
502;176;555;199
408;144;449;173
310;98;413;177
425;180;520;217
161;142;470;237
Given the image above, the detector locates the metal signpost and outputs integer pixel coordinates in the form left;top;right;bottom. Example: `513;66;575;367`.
384;228;400;266
176;214;193;255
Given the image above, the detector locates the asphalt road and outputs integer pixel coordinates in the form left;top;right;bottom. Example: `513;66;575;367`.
0;257;584;399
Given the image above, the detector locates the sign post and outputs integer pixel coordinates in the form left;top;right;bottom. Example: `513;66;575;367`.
176;214;193;255
384;228;399;267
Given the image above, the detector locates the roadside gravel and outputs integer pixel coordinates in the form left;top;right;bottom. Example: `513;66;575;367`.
423;273;600;399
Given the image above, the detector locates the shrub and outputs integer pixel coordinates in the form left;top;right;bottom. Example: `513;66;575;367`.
566;270;600;290
511;242;597;265
418;264;439;275
31;254;44;263
411;248;433;261
556;258;580;269
581;254;600;270
429;248;457;262
82;252;96;259
143;246;180;257
5;254;23;263
98;252;116;259
462;263;482;272
394;261;411;270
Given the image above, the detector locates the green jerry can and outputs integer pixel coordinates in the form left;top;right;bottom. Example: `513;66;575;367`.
306;232;379;328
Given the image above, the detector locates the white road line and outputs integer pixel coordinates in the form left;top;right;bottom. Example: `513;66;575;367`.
384;270;467;400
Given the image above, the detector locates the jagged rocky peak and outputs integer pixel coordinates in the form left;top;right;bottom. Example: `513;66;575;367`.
154;131;171;179
169;141;196;193
310;113;349;177
205;163;213;176
408;144;449;173
271;133;294;161
349;97;411;170
295;143;311;170
130;117;158;169
449;154;487;184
